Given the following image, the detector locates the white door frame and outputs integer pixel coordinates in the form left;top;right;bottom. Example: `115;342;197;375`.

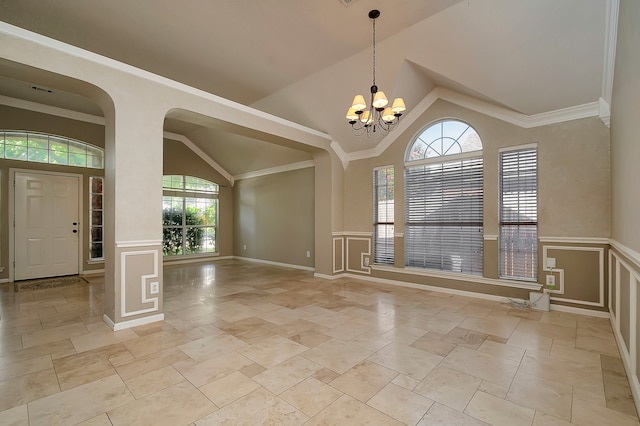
8;168;84;282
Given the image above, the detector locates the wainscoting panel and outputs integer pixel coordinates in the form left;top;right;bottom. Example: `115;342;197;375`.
333;237;344;274
540;242;606;308
346;237;371;275
608;242;640;411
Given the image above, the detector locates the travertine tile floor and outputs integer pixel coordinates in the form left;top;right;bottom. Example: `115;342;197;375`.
0;259;638;425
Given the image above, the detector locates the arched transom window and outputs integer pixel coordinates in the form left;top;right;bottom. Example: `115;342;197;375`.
404;119;484;275
406;120;482;161
0;131;104;169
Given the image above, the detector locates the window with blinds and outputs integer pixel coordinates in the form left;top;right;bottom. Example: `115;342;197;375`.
499;146;538;280
404;120;483;275
374;167;394;264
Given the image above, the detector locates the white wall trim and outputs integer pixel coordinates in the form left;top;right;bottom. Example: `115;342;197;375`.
610;238;640;270
550;304;610;318
333;231;373;237
602;0;620;105
233;160;315;181
329;140;349;170
116;240;162;248
163;255;232;266
81;268;104;275
103;313;165;331
0;95;106;125
333;237;344;274
346;237;371;275
120;249;159;318
538;236;610;244
371;264;542;291
542;245;605;307
343;87;601;163
608;245;640;413
163;132;234;185
233;256;314;272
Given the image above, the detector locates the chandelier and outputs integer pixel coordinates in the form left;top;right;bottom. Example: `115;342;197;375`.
346;10;406;136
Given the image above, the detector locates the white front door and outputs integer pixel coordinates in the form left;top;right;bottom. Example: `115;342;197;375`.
14;171;80;280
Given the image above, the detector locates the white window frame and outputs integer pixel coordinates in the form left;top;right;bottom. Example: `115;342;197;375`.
162;175;219;257
0;131;104;169
498;144;538;281
404;119;484;275
89;176;104;261
373;166;394;265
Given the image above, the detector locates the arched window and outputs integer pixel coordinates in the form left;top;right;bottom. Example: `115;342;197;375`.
0;131;104;169
404;119;483;275
162;175;219;257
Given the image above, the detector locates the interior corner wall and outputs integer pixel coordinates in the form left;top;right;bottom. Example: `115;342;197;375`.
609;0;640;412
162;138;233;256
233;167;315;269
611;0;640;256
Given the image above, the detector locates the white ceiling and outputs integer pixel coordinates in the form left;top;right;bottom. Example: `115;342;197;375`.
0;0;611;176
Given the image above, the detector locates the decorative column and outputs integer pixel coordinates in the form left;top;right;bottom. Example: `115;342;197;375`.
102;92;165;330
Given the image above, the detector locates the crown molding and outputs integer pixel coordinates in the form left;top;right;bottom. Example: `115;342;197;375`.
233;160;315;181
163;131;234;186
0;94;106;125
341;87;601;163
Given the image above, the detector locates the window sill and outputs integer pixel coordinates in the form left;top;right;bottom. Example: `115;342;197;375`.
371;264;542;291
87;258;105;264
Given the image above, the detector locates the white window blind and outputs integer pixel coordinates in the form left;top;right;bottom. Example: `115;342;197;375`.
374;167;394;264
405;157;484;274
499;147;538;280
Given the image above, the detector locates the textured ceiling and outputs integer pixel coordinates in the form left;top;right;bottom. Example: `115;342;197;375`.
0;0;610;176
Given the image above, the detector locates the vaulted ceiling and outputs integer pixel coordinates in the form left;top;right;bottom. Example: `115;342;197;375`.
0;0;614;177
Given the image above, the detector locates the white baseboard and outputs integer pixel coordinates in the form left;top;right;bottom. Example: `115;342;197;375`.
321;272;609;318
103;313;164;331
234;256;314;272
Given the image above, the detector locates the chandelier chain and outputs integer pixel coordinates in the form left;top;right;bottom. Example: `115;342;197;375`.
372;16;376;86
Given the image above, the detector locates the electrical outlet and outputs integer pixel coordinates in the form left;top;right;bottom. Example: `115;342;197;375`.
547;257;556;269
364;257;370;267
546;275;555;287
243;244;247;250
306;251;311;258
150;281;159;294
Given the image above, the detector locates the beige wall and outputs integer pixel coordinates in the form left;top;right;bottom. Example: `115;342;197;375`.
341;100;611;304
611;0;640;255
608;0;640;410
234;167;315;268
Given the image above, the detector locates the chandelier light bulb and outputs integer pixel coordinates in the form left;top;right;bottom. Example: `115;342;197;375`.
346;107;359;121
372;91;388;109
351;95;366;112
391;98;406;113
382;108;395;122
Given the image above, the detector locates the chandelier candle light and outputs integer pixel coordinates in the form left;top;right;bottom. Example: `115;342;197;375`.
346;9;406;135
